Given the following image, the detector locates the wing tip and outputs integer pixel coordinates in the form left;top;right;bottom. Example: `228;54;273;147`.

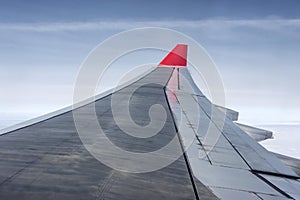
158;44;188;67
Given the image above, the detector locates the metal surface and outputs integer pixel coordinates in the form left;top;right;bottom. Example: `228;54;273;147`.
236;123;273;142
0;68;218;200
260;174;300;199
166;68;300;200
274;153;300;176
194;94;298;178
214;105;239;121
1;66;299;199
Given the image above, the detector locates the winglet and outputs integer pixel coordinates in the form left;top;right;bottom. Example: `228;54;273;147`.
158;44;188;67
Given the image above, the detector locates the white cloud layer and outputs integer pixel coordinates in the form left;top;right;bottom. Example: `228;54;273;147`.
0;19;300;32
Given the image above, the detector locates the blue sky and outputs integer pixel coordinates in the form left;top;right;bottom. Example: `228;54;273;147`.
1;0;300;21
0;1;300;157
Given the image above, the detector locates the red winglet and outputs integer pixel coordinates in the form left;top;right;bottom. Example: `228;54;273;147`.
158;44;187;67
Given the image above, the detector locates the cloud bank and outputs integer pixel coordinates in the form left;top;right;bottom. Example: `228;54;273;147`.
0;19;300;32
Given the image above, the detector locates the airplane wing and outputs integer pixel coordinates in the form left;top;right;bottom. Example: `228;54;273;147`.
0;45;299;200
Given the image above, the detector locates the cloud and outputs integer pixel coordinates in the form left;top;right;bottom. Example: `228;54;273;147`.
0;19;299;32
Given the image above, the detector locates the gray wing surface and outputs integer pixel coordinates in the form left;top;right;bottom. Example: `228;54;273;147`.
166;68;300;200
0;68;217;200
0;67;299;199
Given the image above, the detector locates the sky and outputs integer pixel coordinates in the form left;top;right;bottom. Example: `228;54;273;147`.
0;0;300;158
